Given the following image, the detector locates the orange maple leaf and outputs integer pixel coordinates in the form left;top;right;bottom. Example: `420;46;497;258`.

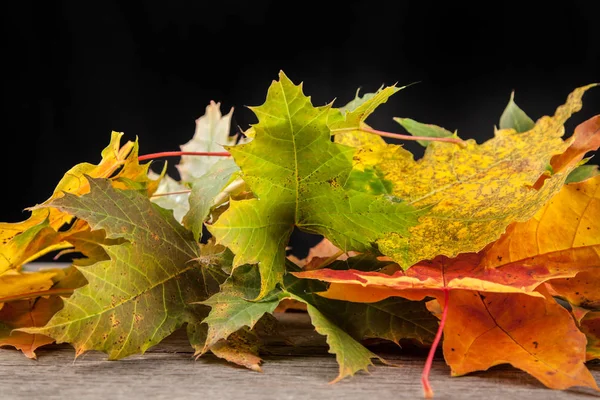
0;297;63;359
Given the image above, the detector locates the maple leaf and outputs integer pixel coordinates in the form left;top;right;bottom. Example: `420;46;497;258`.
339;85;597;266
580;312;600;360
177;101;247;182
182;158;240;241
499;91;535;132
20;178;227;359
0;269;60;301
149;171;190;223
201;261;437;382
208;71;425;298
547;269;600;316
200;264;287;353
0;132;160;273
329;85;401;136
482;174;600;271
442;288;596;391
294;249;600;394
0;296;63;359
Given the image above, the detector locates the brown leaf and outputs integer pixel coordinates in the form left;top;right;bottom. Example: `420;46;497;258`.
209;329;262;372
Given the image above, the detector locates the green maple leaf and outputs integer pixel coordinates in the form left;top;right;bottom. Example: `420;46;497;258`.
21;178;227;359
200;264;286;353
200;260;436;382
208;72;425;299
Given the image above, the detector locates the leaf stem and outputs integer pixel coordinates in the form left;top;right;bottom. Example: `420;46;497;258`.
138;151;231;161
421;288;450;399
360;127;466;147
150;190;192;198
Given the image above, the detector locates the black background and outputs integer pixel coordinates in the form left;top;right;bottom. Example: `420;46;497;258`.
2;1;599;250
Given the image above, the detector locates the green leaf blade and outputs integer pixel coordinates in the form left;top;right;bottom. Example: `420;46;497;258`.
394;117;455;147
182;158;240;241
499;91;535;132
209;72;425;297
288;293;379;383
566;164;600;183
200;265;285;352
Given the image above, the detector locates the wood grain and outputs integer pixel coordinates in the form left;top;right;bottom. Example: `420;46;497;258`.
1;312;599;400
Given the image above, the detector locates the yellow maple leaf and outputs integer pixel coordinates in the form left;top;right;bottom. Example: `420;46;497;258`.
337;85;598;267
0;132;161;274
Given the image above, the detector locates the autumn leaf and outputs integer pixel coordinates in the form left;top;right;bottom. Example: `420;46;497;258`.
201;260;437;382
294;249;600;393
339;85;597;266
209;71;425;298
297;252;590;302
0;269;59;301
209;328;263;372
20;178;227;359
149;171;190;223
482;174;600;270
545;115;600;175
442;288;596;391
183;158;240;241
580;312;600;360
283;268;437;348
0;218;72;275
547;269;600;313
1;132;161;273
329;85;401;136
499;91;535;132
200;264;287;354
200;263;378;382
177;101;247;182
0;296;63;359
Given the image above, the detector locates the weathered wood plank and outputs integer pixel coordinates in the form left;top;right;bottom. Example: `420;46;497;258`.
1;313;598;400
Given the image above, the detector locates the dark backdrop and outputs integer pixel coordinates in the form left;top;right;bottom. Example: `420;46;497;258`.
2;1;599;254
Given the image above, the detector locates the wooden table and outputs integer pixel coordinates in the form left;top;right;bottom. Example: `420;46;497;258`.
1;312;598;400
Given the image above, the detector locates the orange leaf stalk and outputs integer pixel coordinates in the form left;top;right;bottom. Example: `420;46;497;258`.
138;151;231;161
421;287;449;399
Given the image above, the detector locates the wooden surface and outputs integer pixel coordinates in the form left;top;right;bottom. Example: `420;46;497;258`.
1;313;599;400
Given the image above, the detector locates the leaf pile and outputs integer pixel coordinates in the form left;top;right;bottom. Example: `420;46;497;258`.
1;72;599;398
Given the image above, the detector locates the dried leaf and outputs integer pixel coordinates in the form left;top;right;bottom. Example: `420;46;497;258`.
0;297;63;359
209;329;263;372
